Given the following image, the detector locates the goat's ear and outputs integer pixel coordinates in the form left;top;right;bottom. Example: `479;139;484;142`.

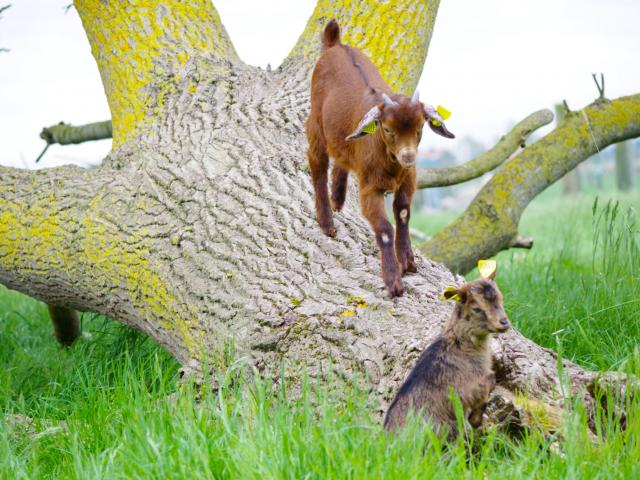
423;103;455;139
440;286;466;303
346;105;381;140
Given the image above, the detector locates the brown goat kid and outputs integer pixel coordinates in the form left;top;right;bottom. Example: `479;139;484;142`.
384;274;510;440
306;20;455;297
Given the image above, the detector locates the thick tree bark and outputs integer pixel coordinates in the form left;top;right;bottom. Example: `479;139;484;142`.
419;95;640;274
0;0;631;419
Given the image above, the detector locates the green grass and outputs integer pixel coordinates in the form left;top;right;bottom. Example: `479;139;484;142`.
413;187;640;372
1;186;639;479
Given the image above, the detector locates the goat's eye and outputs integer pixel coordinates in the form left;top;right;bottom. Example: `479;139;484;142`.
472;307;484;315
383;127;393;135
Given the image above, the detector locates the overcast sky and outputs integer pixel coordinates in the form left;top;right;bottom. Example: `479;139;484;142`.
0;0;638;169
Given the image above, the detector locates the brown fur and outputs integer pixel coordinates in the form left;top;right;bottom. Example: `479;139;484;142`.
306;20;454;297
384;279;510;439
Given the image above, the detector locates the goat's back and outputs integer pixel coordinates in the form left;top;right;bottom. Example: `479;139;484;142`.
309;42;390;145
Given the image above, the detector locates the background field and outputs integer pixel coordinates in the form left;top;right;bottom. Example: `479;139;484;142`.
1;185;639;479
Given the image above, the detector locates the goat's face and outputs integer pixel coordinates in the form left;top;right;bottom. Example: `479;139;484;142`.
379;100;425;168
345;92;455;168
444;279;510;335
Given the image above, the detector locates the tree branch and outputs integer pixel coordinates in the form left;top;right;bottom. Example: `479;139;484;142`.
283;0;441;94
0;163;204;361
40;120;112;146
73;0;240;147
416;109;553;188
419;93;640;273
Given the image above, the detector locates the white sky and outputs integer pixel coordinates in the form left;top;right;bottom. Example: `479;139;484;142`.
0;0;638;169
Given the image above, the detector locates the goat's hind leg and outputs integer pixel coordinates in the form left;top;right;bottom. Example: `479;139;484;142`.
330;165;349;212
307;137;335;237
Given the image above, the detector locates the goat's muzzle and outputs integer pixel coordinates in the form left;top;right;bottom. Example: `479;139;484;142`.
397;147;417;168
493;317;510;333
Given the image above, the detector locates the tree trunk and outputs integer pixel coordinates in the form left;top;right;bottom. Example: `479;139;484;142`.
615;141;633;191
0;0;630;418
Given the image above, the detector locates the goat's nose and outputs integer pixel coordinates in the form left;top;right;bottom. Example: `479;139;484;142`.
500;317;509;327
398;147;416;167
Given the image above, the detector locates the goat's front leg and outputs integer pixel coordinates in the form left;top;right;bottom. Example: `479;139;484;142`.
361;190;404;297
308;138;335;237
393;178;417;275
467;403;487;429
469;373;494;429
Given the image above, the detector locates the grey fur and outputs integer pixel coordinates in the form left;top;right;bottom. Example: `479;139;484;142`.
384;278;510;440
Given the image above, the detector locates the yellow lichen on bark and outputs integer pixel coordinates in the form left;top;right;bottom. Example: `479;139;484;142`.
285;0;441;94
82;198;201;359
0;197;70;275
74;0;239;147
0;183;200;360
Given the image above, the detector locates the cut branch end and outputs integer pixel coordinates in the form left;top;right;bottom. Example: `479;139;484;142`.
510;236;534;249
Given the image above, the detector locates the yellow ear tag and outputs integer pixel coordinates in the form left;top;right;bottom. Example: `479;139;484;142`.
478;259;497;280
440;285;462;302
436;105;451;120
362;121;377;134
430;106;451;128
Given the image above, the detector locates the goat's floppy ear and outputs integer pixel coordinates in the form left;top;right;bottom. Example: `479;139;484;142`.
346;105;381;140
423;103;455;139
440;286;466;303
478;259;497;280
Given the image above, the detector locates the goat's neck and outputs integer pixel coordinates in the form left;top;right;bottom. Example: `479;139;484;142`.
443;304;490;353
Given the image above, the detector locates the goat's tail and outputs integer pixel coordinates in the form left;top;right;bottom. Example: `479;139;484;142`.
321;19;341;52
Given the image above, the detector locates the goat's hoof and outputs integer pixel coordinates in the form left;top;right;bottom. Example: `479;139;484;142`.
405;258;417;274
322;225;336;237
398;256;417;276
330;200;344;212
387;280;405;298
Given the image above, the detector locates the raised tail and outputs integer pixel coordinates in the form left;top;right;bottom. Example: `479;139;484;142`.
321;19;341;52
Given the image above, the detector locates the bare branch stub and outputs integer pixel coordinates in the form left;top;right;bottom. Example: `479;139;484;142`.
510;236;533;249
592;72;606;100
39;120;112;145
